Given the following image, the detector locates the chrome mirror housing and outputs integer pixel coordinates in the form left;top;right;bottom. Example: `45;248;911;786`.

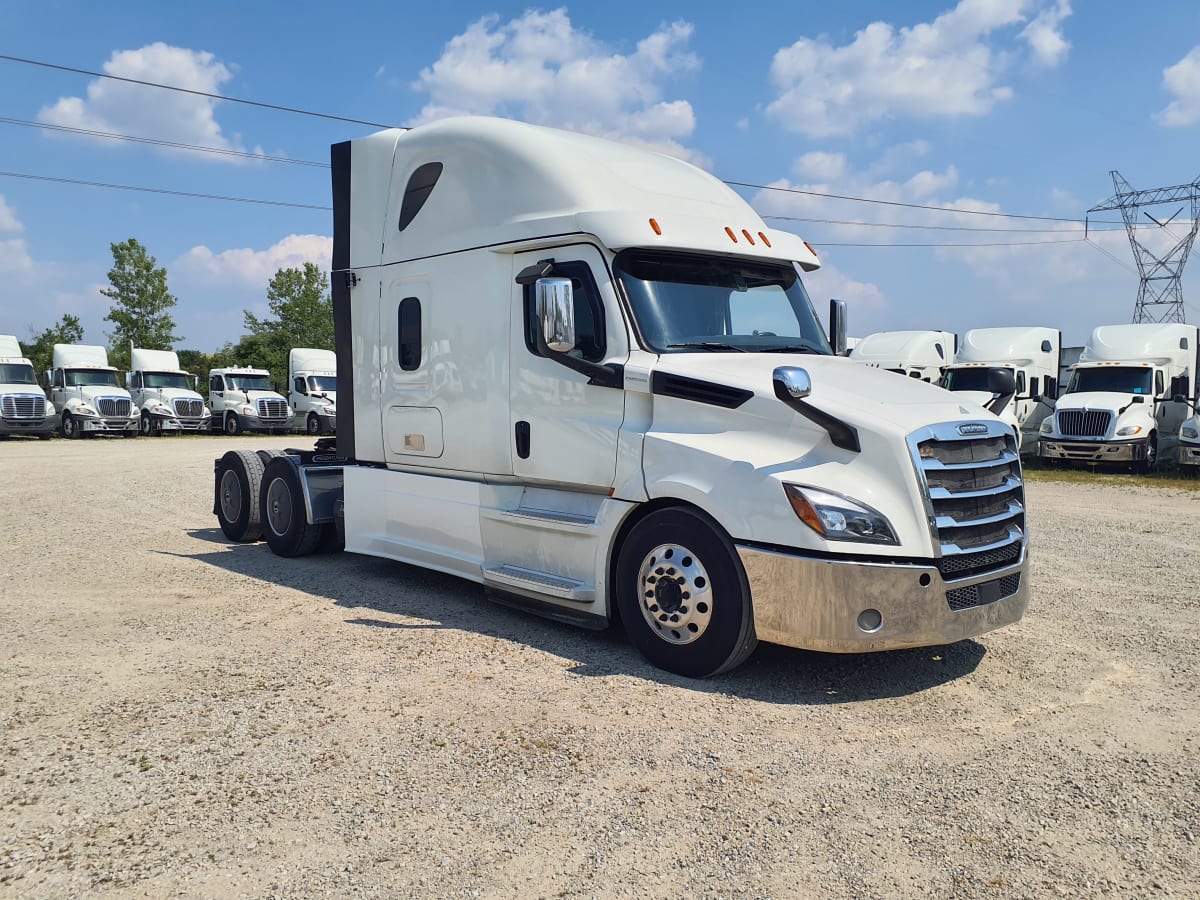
536;277;575;354
773;366;812;399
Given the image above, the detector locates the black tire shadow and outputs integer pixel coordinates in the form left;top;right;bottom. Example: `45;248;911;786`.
178;530;987;704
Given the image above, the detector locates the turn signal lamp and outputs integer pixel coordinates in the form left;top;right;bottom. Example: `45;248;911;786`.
649;218;661;235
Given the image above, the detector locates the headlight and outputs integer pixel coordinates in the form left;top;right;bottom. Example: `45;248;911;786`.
201;407;211;418
783;484;899;545
1183;425;1199;439
76;405;95;416
1039;420;1053;434
242;405;256;416
1116;425;1142;436
44;400;55;415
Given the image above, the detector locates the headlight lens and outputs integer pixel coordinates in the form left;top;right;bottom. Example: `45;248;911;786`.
43;400;55;415
1039;420;1053;434
1183;425;1199;439
201;407;211;417
242;405;255;416
1116;425;1142;436
783;484;899;545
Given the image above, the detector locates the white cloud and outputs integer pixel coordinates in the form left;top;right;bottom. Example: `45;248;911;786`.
1156;45;1200;127
805;261;888;322
767;0;1072;137
37;43;251;159
409;9;705;164
793;151;848;182
0;239;34;277
0;195;22;233
174;234;333;287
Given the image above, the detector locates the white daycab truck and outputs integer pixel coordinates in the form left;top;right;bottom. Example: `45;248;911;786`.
208;366;294;435
288;348;337;436
1039;323;1199;471
128;348;210;435
0;334;57;439
48;344;138;438
939;327;1061;454
849;330;956;382
212;117;1030;677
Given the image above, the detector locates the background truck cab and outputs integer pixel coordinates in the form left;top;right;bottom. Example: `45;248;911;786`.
128;348;210;435
48;344;138;438
288;348;337;436
0;334;57;439
208;366;293;435
849;330;956;382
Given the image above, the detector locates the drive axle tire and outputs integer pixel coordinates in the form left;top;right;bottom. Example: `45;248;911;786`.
614;506;757;678
215;450;266;542
260;456;323;557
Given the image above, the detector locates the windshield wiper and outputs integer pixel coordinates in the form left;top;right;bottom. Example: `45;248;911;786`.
666;342;748;353
760;344;821;354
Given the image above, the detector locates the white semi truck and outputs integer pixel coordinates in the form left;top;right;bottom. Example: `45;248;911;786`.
0;334;57;439
212;117;1029;677
208;366;294;435
1039;323;1199;470
939;327;1060;454
128;348;210;435
1180;409;1200;469
288;348;337;435
48;344;138;438
849;330;956;382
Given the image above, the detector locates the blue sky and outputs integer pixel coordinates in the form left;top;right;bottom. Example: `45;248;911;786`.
2;0;1199;352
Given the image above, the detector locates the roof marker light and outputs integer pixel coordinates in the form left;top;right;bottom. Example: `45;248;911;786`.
758;232;772;248
742;229;756;245
725;227;738;243
649;218;661;235
803;240;819;258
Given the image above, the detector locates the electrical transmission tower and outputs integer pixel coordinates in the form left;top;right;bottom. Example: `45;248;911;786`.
1088;171;1200;324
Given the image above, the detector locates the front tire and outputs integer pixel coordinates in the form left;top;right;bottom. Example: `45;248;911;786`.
260;457;323;557
224;412;241;436
614;507;757;678
140;411;154;436
1137;432;1158;474
215;450;266;542
307;413;321;436
61;413;81;439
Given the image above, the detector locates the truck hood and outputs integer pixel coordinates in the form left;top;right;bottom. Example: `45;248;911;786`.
1055;391;1147;413
240;389;288;402
146;387;204;402
0;382;46;397
79;386;132;401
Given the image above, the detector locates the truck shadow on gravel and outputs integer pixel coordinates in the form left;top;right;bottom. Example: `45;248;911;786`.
181;530;986;705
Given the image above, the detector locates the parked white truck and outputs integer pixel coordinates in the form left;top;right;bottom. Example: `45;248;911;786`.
212;117;1029;677
48;344;138;438
288;348;337;435
1180;409;1200;469
128;348;210;435
0;334;57;439
939;327;1060;453
208;366;294;435
1038;323;1199;470
849;330;956;382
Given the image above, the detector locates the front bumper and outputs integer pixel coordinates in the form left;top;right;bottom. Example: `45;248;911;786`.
150;413;210;432
0;415;59;436
242;415;295;433
1038;437;1147;462
81;415;139;433
737;544;1029;653
1179;441;1200;467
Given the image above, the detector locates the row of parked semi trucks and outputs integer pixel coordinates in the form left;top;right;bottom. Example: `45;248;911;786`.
0;339;339;439
848;323;1200;470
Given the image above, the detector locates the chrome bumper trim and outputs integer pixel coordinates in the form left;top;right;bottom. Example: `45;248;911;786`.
737;544;1029;653
1038;438;1145;462
1178;443;1200;467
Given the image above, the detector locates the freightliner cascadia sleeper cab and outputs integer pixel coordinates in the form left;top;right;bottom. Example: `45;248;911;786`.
213;117;1030;677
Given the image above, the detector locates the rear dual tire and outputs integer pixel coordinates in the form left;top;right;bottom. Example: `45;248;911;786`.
260;457;323;557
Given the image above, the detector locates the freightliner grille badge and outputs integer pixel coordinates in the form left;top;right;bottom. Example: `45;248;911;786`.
957;423;989;436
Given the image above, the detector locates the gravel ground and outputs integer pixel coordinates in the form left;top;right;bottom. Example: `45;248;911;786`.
1;436;1198;898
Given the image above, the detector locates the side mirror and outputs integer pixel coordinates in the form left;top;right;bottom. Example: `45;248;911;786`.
1131;395;1145;404
192;375;199;391
987;367;1016;395
1173;393;1188;404
828;298;847;356
773;366;811;399
124;373;132;389
536;277;576;354
1170;374;1190;399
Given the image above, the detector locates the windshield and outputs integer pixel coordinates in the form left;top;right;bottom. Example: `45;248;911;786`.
144;372;192;390
615;251;832;355
308;375;337;393
941;368;997;392
0;363;36;385
1067;367;1153;396
66;369;121;388
226;374;273;392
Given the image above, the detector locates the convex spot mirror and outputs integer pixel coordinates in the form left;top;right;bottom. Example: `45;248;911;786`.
987;367;1016;395
536;277;576;354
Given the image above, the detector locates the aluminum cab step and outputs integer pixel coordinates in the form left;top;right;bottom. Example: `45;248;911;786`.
482;564;595;603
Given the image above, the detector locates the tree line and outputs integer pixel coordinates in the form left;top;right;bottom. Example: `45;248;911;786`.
19;237;333;394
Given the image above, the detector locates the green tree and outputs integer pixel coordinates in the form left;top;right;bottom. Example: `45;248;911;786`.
101;237;181;370
241;262;333;380
20;313;85;380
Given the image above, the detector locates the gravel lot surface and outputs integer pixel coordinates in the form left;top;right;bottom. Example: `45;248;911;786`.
2;436;1198;898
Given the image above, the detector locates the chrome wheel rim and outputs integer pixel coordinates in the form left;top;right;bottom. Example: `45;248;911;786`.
265;477;292;537
219;469;242;523
308;415;319;435
637;543;712;645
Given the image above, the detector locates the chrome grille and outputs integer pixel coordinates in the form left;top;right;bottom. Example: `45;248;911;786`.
174;398;204;418
911;422;1025;581
1057;409;1112;437
946;574;1022;612
96;397;132;417
256;398;288;420
1;394;44;420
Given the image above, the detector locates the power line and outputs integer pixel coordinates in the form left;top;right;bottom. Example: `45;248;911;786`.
1085;236;1138;275
0;52;398;130
0;170;330;210
812;237;1088;248
0;117;329;167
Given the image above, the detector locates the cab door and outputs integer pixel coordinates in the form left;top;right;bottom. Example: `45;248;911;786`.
509;245;628;489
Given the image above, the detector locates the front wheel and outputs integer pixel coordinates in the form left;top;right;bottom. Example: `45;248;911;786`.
614;507;757;678
61;413;81;440
140;411;154;436
224;413;241;436
1137;432;1158;474
307;413;321;436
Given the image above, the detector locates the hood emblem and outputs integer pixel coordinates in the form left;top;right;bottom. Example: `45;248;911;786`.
957;422;989;436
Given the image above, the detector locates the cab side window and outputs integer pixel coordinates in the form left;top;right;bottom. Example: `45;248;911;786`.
52;368;64;389
1155;370;1164;397
1016;372;1027;395
210;375;223;394
294;377;306;394
523;261;606;363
